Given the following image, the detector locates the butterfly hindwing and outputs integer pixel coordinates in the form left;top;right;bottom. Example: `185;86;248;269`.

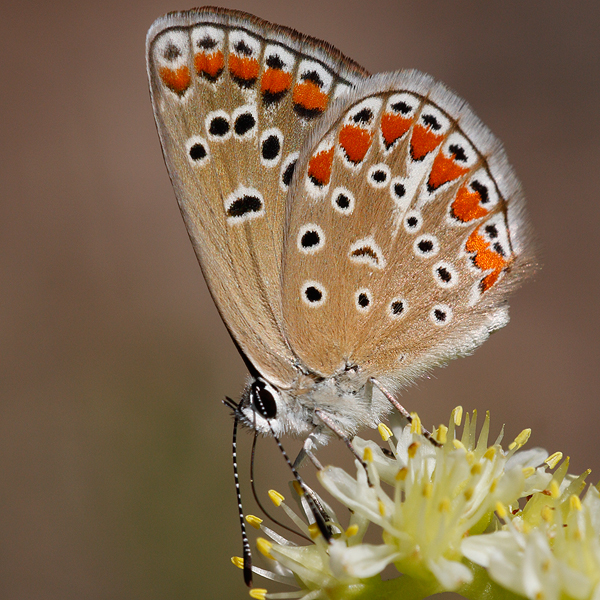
146;8;368;387
282;71;531;386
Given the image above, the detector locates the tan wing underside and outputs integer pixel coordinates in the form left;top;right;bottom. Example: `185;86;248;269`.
147;8;368;387
282;72;530;385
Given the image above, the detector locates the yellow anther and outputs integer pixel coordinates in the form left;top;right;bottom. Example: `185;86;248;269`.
292;480;304;496
378;423;392;441
453;406;463;426
268;489;284;507
490;478;498;493
246;515;263;529
466;451;475;465
378;500;386;516
471;463;482;475
464;487;474;501
408;441;420;458
249;589;267;600
550;480;560;499
535;591;545;600
452;439;466;451
345;524;359;537
523;466;536;478
363;446;373;462
495;502;507;519
308;523;321;539
541;505;554;523
396;467;408;481
436;424;448;444
439;497;451;513
231;556;244;569
256;538;274;559
423;483;433;498
570;495;582;511
483;447;496;461
410;413;422;434
545;452;563;469
513;428;531;449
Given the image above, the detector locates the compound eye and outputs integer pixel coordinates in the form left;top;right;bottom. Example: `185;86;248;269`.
251;380;277;419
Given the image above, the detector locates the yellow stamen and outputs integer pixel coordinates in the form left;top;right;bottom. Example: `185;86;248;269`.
452;439;466;451
436;424;448;444
483;447;496;461
439;497;451;513
378;500;386;516
495;502;507;519
246;515;263;529
378;423;392;441
545;452;563;469
346;524;359;537
550;480;560;499
453;406;463;426
256;538;274;559
570;495;582;511
410;413;422;434
308;523;321;539
423;483;433;498
396;467;408;481
292;480;304;496
231;556;244;569
408;441;420;458
268;490;284;507
466;451;475;465
363;446;373;462
471;463;482;475
522;466;536;478
541;505;553;523
249;589;267;600
464;487;474;501
510;428;531;450
490;478;498;492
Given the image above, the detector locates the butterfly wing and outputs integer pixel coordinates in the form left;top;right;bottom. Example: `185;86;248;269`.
281;71;532;388
146;8;368;387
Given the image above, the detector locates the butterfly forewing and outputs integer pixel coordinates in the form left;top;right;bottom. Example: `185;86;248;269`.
282;71;530;385
146;8;368;387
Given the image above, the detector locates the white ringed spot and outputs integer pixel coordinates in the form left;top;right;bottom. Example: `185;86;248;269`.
297;224;325;254
348;237;386;269
224;185;264;224
367;163;391;188
331;187;355;215
186;135;210;166
430;304;453;326
301;281;327;307
260;128;284;167
280;152;299;191
413;234;439;258
432;261;458;288
205;109;231;141
232;104;258;139
389;297;407;319
355;288;373;312
404;210;422;233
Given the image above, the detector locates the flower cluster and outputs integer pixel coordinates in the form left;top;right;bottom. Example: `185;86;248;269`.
234;409;597;600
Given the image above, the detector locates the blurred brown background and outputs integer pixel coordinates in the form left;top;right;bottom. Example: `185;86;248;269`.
2;1;599;598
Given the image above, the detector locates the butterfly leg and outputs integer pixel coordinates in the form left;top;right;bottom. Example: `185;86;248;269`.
314;410;373;487
293;433;324;470
370;378;441;448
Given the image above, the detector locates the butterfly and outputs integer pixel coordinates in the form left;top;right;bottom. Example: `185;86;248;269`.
146;6;531;450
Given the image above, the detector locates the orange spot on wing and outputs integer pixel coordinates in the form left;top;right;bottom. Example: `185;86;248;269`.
465;230;510;292
410;124;444;160
293;81;328;113
194;51;224;78
308;147;334;186
428;153;470;191
451;184;489;222
159;66;191;95
339;125;373;164
380;113;412;148
261;68;292;95
228;55;260;83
